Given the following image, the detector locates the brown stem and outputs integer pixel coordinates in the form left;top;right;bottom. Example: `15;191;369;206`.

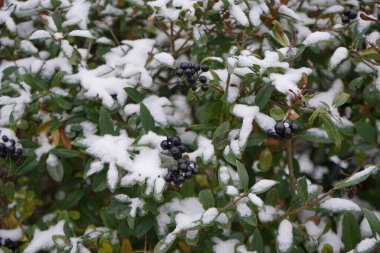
286;140;296;197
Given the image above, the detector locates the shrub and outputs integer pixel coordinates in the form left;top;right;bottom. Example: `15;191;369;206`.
1;0;380;252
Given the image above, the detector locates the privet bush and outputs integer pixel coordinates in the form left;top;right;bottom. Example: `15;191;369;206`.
1;0;380;252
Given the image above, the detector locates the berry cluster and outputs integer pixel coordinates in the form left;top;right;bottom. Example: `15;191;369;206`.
160;136;187;160
0;133;22;160
175;62;210;92
342;8;358;24
164;158;199;185
0;238;21;251
266;120;300;140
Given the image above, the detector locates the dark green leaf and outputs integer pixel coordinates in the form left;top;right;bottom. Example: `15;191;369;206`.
199;189;215;209
125;87;143;103
51;148;79;158
332;92;350;107
362;208;380;236
236;160;249;191
47;158;64;182
255;84;274;110
15;154;39;175
140;103;155;132
296;176;308;203
63;221;75;238
4;181;15;199
270;108;285;121
212;122;230;141
320;113;342;148
99;107;115;135
247;229;264;253
52;96;72;110
52;11;62;31
355;120;377;144
342;212;360;250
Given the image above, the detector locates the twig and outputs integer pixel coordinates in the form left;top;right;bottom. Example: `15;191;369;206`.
286;140;296;197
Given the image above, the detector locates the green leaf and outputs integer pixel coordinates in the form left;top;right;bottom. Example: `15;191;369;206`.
362;208;380;236
23;74;47;90
212;122;230;141
355;120;377;144
4;181;15;199
236;160;249;191
320;113;342;148
125;87;143;103
342;212;360;250
247;229;264;253
63;221;75;238
99;107;115;135
255;84;274;110
52;11;62;31
270;108;285;121
272;20;290;47
47;158;64;182
134;215;154;238
15;154;39;175
51;0;62;9
199;190;215;209
242;213;258;227
115;205;130;220
140;103;155;132
332;92;350;107
335;166;376;190
259;148;272;172
51;148;79;158
52;96;72;110
296;176;308;203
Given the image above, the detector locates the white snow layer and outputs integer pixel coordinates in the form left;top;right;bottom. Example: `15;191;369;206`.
320;198;361;212
277;219;293;253
24;221;65;253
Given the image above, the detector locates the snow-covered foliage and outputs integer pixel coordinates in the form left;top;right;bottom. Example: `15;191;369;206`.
1;0;380;252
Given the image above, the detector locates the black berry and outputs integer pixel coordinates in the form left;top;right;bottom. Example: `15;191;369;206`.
291;123;300;133
179;143;187;152
192;63;201;71
179;163;187;171
2;135;9;142
201;65;209;72
191;85;197;91
180;62;190;69
188;76;196;84
178;158;186;164
342;15;350;24
184;68;193;77
185;171;192;179
170;146;182;159
160;140;169;150
192;167;200;175
343;8;351;16
199;76;207;83
274;122;286;135
172;136;181;146
164;173;172;182
283;127;292;139
201;84;208;91
176;68;184;76
349;10;357;19
9;139;15;145
169;165;179;173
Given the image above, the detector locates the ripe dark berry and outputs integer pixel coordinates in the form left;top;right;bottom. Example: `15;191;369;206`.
349;10;358;19
176;68;184;76
164;173;172;182
7;145;15;154
342;15;350;24
170;146;182;159
291;123;300;133
199;76;207;83
178;83;186;92
201;84;208;91
172;136;181;146
185;171;192;179
192;167;200;175
191;85;197;91
266;129;280;140
9;139;15;145
179;143;187;153
184;68;193;77
201;65;209;72
283;120;292;129
188;161;196;169
188;76;196;84
192;63;201;71
0;143;6;151
343;8;351;16
178;158;186;164
167;136;173;143
180;62;190;69
177;176;185;184
169;165;179;173
2;135;9;142
179;163;187;171
283;127;292;139
160;140;169;150
274;122;286;135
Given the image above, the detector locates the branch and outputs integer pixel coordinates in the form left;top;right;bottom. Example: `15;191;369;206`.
286;140;296;197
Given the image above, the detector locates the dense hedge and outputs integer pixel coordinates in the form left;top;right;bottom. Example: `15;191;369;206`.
1;0;380;252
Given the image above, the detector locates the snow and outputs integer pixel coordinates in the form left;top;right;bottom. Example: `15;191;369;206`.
216;213;228;225
303;32;333;46
68;30;93;38
226;186;239;196
35;132;55;160
212;237;239;253
187;136;215;162
355;238;377;253
344;166;376;184
156;197;204;239
237;202;252;217
318;230;343;253
20;40;38;54
24;220;65;253
29;30;51;40
279;5;300;21
248;193;264;207
277;220;293;253
107;162;119;192
238;51;288;74
258;205;285;223
330;47;349;69
0;227;23;243
360;211;380;237
202;208;218;225
0;8;16;33
153;52;174;66
219;166;231;185
114;194;145;217
251;179;278;194
320;198;361;212
232;104;259;150
230;5;249;26
269;67;312;98
63;0;91;29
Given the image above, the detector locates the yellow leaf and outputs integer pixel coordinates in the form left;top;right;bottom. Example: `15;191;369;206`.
120;239;133;253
